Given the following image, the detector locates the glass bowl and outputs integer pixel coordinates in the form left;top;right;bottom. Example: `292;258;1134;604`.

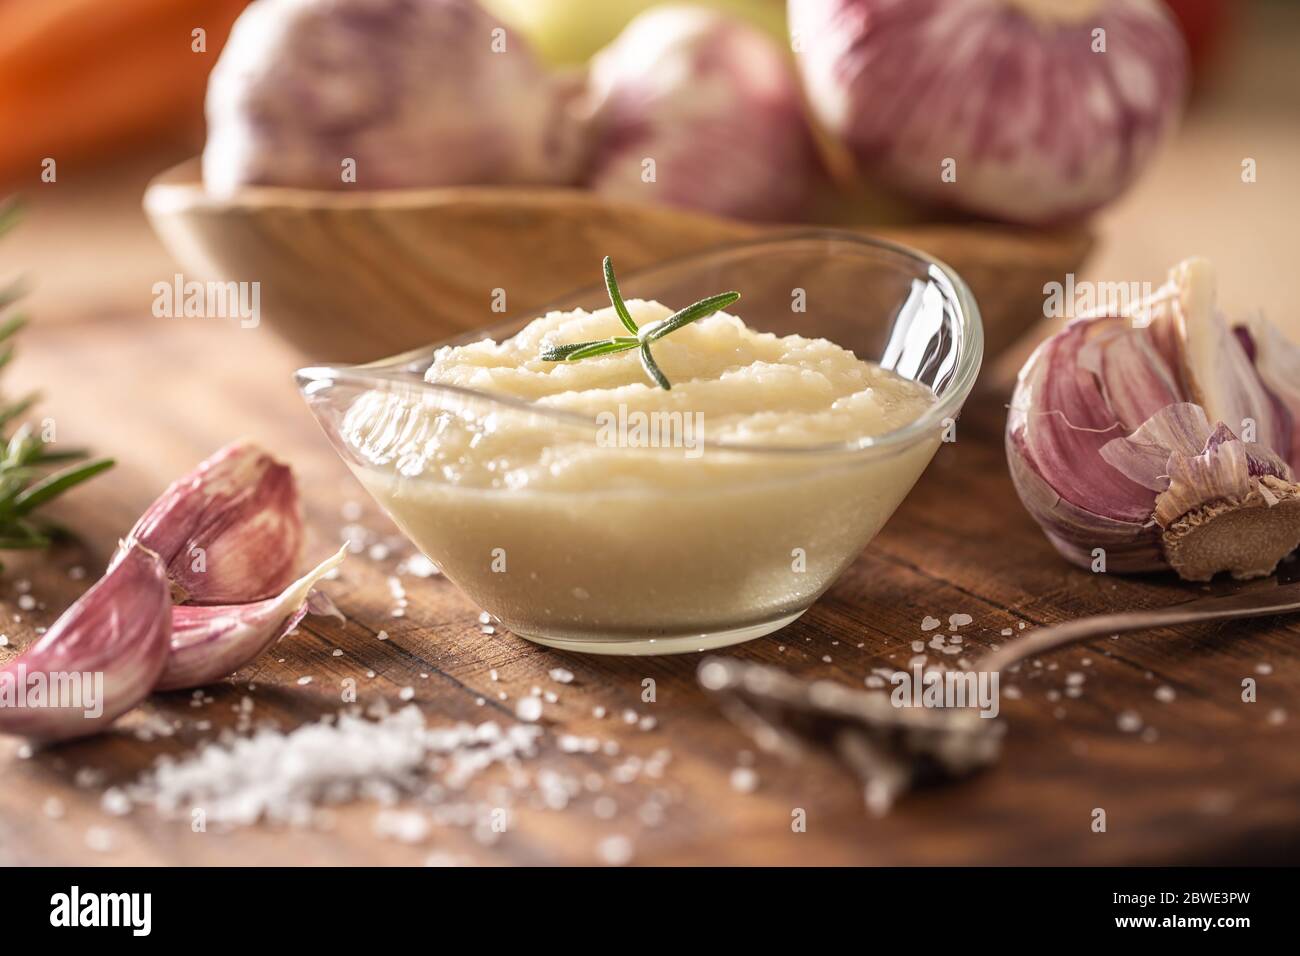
297;232;983;655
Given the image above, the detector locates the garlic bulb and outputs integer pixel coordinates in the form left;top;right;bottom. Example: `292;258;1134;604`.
0;544;171;741
119;441;302;605
204;0;586;195
1007;259;1300;581
157;547;347;691
582;5;820;222
789;0;1188;224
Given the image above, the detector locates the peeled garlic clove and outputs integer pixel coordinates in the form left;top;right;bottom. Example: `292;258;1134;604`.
120;441;302;605
0;543;170;741
155;547;346;691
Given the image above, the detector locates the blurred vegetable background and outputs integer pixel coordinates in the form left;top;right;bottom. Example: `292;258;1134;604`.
2;0;1293;343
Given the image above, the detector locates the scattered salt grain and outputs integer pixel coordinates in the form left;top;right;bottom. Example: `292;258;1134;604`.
17;594;36;611
376;630;389;642
948;613;973;630
730;767;758;794
549;667;575;684
332;649;344;657
596;834;634;866
100;787;132;817
399;687;415;702
84;827;116;853
372;808;430;844
1255;662;1273;676
920;616;941;632
1154;685;1176;703
1116;710;1143;733
592;706;606;719
516;697;543;723
297;676;313;686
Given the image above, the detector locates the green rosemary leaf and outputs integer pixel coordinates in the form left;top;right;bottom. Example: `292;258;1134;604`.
603;256;639;335
541;339;609;361
0;312;25;342
0;198;20;238
646;291;740;343
538;259;741;390
0;534;50;550
30;447;89;465
10;457;114;517
639;341;671;390
565;339;640;362
0;394;38;434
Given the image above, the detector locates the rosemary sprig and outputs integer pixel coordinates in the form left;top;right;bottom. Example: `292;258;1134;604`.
0;198;113;567
540;257;740;390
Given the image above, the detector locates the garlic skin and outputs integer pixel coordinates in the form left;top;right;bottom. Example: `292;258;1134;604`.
0;543;171;741
1008;258;1300;581
156;547;346;692
120;441;302;605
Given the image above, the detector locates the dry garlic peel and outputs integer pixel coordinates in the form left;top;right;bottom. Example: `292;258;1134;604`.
0;544;171;741
119;441;302;605
157;546;347;691
1008;258;1300;581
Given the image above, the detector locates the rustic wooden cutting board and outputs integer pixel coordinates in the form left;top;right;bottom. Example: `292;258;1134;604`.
1;314;1296;866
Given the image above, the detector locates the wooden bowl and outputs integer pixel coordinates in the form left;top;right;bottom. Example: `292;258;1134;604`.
144;158;1092;363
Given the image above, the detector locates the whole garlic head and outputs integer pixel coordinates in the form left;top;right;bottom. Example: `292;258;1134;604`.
203;0;586;194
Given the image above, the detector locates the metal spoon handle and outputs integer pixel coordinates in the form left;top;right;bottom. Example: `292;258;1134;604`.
980;582;1300;674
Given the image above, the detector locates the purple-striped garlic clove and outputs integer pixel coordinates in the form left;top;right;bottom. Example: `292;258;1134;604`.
1008;259;1300;581
155;546;346;691
118;441;302;605
0;543;171;741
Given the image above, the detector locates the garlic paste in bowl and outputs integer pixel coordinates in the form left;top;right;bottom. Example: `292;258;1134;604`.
299;234;982;654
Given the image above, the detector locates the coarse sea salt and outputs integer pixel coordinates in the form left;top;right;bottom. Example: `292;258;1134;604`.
134;706;543;827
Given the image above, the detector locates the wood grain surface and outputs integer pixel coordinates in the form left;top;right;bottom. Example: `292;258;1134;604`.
144;160;1092;363
0;313;1296;867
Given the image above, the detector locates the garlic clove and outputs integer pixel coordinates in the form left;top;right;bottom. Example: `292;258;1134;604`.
1011;319;1158;524
1239;313;1300;470
1006;425;1164;572
1153;259;1290;458
0;543;170;741
119;441;302;605
155;546;346;692
1099;404;1300;582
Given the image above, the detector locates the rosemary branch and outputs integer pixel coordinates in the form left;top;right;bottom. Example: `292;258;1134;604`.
539;257;740;390
0;199;113;565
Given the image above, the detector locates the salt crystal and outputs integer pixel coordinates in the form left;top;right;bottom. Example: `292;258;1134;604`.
17;594;36;611
404;554;440;578
730;767;758;794
549;667;575;684
372;809;430;844
596;835;634;866
478;612;492;624
1256;663;1274;676
1116;710;1143;733
948;613;973;630
297;676;313;686
100;787;132;817
592;706;606;719
68;566;86;580
638;716;657;731
516;697;543;723
489;669;499;681
332;649;344;657
920;616;941;632
399;687;415;702
377;630;389;642
0;635;7;646
84;827;116;853
1154;685;1176;703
